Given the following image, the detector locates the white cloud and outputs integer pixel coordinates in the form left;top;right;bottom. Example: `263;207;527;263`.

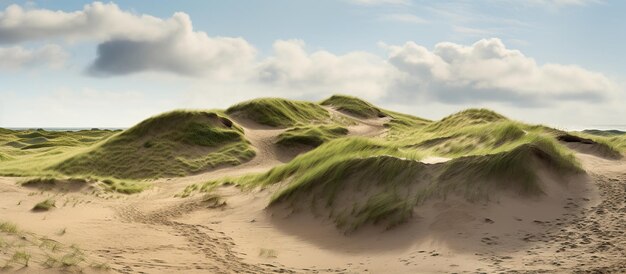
348;0;410;6
0;2;257;77
379;13;428;24
257;40;393;98
0;2;175;43
0;44;67;70
87;13;256;77
0;3;616;109
384;38;615;105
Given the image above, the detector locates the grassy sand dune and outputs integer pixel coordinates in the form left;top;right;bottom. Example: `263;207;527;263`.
226;98;331;127
1;95;625;273
53;110;255;179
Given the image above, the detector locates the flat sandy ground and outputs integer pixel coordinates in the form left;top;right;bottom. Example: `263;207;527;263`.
1;115;624;273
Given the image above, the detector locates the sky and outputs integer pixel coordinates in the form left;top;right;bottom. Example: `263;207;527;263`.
0;0;625;129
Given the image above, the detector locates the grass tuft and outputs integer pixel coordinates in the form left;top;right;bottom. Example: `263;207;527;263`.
32;199;56;211
0;222;18;234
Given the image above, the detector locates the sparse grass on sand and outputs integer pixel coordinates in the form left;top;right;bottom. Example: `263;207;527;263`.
0;220;106;271
19;176;150;195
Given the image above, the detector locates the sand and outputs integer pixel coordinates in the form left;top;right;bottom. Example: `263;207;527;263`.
1;115;625;273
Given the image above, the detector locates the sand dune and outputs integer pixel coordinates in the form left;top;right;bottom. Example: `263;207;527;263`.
1;98;625;273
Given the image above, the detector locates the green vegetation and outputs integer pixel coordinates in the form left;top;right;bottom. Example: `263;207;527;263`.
100;178;150;194
582;129;626;136
0;220;104;271
424;108;506;132
2;95;619;233
32;199;56;211
52;110;255;179
0;222;18;234
196;106;587;232
226;98;330;127
321;95;386;118
569;131;626;155
19;176;150;195
200;134;580;231
277;125;349;147
0;129;117;176
11;251;30;266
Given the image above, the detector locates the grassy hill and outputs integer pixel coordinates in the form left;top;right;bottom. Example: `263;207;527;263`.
226;98;331;127
321;95;387;118
3;95;624;205
52;111;255;179
192;102;618;232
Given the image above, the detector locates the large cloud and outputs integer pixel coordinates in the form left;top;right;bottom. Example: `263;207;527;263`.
0;44;67;70
384;38;615;105
0;2;256;77
0;2;172;43
87;13;256;77
0;3;616;107
257;40;392;97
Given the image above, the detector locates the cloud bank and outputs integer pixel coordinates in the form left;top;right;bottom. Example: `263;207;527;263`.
0;2;617;107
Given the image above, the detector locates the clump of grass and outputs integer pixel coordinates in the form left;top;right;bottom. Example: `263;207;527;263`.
32;198;56;211
90;262;111;270
226;98;330;127
177;184;199;198
276;125;348;147
11;251;30;266
0;222;18;234
321;95;386;118
259;248;277;258
60;245;85;267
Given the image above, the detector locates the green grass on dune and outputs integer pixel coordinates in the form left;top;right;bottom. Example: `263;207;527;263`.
569;131;626;155
0;129;117;177
437;137;582;199
424;108;506;132
52;110;255;179
582;129;626;137
276;125;349;147
226;98;331;127
320;95;387;118
200;134;580;232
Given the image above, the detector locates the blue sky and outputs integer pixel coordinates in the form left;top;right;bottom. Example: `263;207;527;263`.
0;0;625;128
